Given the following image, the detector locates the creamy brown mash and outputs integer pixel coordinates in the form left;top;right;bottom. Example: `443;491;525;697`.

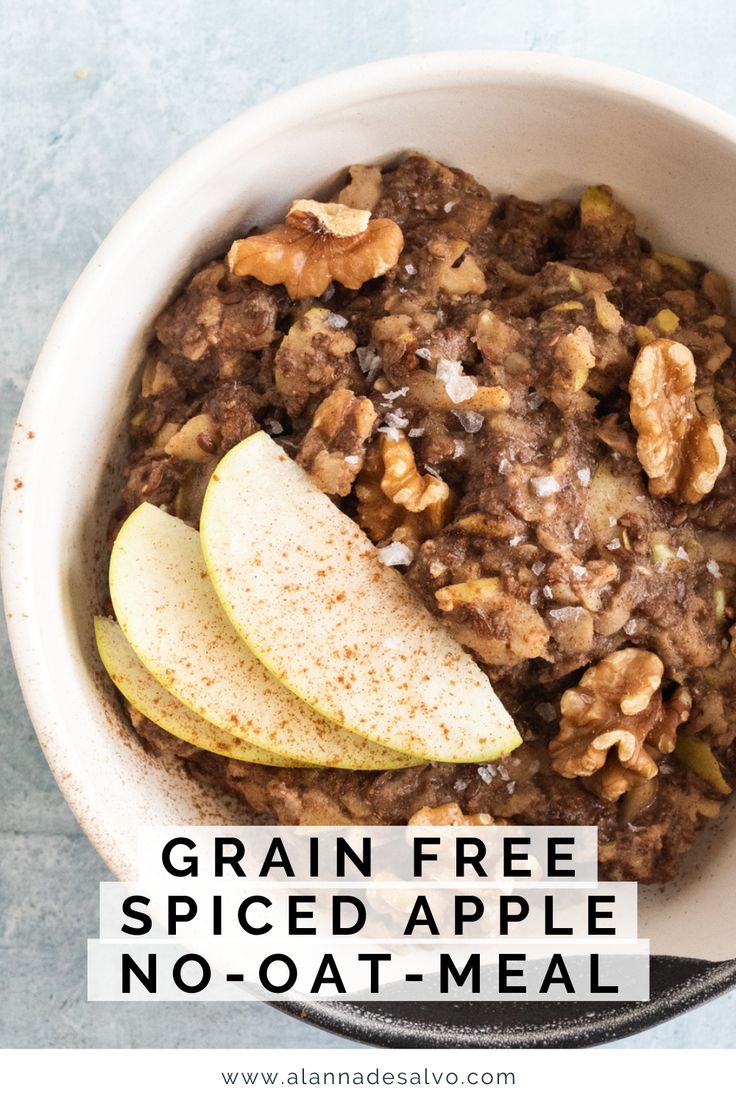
109;153;736;883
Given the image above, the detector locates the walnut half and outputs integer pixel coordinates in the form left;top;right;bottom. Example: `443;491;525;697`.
549;648;692;802
296;388;376;496
228;199;404;298
408;803;496;826
629;338;726;504
355;434;453;549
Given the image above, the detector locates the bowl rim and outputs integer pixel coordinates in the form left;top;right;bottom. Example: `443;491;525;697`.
3;48;736;1047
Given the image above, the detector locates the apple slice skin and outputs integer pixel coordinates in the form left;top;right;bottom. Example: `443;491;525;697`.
108;503;417;771
200;432;522;764
94;617;299;767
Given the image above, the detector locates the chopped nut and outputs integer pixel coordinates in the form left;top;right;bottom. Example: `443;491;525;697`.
355;444;405;541
475;308;520;362
228;199;403;298
629;339;726;503
297;388;376;496
380;433;449;512
408;802;495;826
549;649;691;801
355;436;453;546
435;578;550;666
433;238;487;296
336;165;383;211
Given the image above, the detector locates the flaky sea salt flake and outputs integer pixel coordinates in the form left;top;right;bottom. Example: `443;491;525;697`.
436;357;478;403
454;409;485;433
531;475;561;497
377;542;414;567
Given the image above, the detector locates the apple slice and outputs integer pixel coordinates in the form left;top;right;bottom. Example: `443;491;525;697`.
109;503;417;770
200;432;521;763
94;616;299;767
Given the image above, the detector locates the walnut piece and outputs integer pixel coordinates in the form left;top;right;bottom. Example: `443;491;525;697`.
408;802;495;826
380;432;449;512
228;199;404;298
336;165;383;211
549;648;692;802
434;577;550;666
355;436;453;546
629;339;726;503
296;388;376;496
431;238;487;296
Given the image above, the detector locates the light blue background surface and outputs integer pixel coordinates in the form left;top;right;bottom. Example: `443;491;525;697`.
1;0;735;1048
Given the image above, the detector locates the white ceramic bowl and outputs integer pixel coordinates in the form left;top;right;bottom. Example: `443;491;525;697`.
4;51;736;1044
